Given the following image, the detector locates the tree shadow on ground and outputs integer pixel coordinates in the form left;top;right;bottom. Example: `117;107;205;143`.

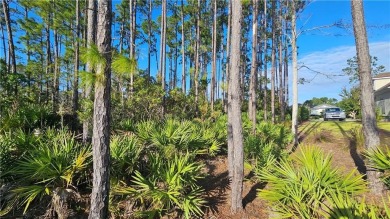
200;170;230;215
243;181;266;208
333;122;367;177
297;121;323;143
378;128;390;145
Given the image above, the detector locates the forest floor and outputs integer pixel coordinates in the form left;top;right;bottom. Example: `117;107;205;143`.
201;120;390;219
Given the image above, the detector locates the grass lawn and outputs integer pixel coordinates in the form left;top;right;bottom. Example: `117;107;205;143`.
378;122;390;131
299;120;390;146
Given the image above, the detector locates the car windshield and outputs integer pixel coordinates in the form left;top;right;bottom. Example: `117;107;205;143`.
326;108;341;112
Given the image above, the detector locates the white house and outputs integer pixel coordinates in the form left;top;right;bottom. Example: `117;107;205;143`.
310;104;337;116
373;72;390;119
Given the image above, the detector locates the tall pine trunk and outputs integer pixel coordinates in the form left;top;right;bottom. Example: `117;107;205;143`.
211;0;217;111
89;0;111;217
83;0;97;143
181;0;186;93
249;0;258;131
270;0;276;124
263;0;268;121
1;0;16;80
291;1;298;146
72;0;80;126
229;0;244;213
351;0;385;195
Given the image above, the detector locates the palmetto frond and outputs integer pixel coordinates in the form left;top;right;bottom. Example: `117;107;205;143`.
3;129;91;214
110;134;143;179
112;152;205;219
258;146;367;218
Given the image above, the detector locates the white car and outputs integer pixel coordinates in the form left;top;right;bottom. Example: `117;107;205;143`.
323;107;346;121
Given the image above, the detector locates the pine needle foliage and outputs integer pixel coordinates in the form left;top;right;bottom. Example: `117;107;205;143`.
112;53;137;77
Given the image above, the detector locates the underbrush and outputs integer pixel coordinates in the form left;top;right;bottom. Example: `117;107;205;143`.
257;146;390;218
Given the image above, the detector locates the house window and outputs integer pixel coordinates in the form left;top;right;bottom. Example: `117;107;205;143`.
380;99;385;115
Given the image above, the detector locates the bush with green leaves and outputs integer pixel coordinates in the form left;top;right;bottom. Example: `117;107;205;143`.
244;122;293;175
110;134;144;181
365;146;390;188
111;152;206;218
134;118;222;157
0;129;39;177
0;129;91;217
257;146;367;218
0;102;58;132
320;191;390;218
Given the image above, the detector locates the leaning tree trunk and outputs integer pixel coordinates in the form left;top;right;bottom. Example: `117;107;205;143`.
351;0;385;195
229;0;244;214
89;0;111;218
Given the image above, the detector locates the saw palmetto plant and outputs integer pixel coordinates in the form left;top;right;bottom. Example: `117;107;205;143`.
111;152;206;219
0;129;91;217
257;146;367;218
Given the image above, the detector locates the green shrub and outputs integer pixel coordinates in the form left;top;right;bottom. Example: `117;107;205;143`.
257;146;367;218
110;134;144;181
321;191;390;218
0;129;91;217
135;118;222;157
365;146;390;188
111;152;206;218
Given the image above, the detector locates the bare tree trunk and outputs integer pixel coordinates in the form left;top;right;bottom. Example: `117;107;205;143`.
53;28;59;113
278;6;284;121
72;0;80;126
147;0;152;79
160;0;166;115
224;0;231;114
284;18;289;111
83;0;97;143
351;0;385;195
89;0;111;217
263;0;268;121
229;0;243;214
194;0;200;105
1;24;6;71
249;0;258;132
181;0;186;93
1;0;16;80
211;0;217;111
129;0;136;95
45;20;51;103
291;2;298;146
270;0;276;124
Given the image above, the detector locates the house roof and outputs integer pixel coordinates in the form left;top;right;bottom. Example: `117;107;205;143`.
375;81;390;95
311;104;337;110
373;72;390;79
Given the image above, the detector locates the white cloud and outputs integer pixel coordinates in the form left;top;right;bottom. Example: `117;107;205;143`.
292;41;390;103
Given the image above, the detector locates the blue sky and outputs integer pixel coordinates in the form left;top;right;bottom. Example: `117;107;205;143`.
294;0;390;103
